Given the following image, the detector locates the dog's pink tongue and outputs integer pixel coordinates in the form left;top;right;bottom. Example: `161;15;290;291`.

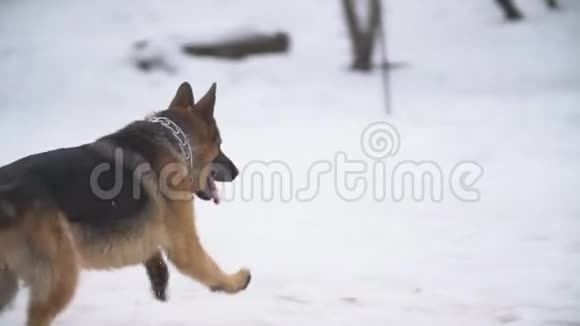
208;178;220;205
211;189;220;205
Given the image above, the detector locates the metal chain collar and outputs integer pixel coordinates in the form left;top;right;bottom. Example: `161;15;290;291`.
147;116;193;168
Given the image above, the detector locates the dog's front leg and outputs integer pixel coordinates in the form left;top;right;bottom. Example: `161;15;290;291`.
163;201;251;294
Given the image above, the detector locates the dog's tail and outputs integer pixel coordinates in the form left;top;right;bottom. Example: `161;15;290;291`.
0;266;18;313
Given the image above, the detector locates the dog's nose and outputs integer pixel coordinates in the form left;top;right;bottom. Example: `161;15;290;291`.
212;163;237;182
212;151;239;182
230;164;239;180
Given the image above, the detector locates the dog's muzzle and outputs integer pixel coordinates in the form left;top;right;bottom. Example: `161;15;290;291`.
195;150;239;204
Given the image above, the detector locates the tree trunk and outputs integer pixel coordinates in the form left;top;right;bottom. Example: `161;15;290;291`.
495;0;524;21
342;0;381;71
546;0;559;10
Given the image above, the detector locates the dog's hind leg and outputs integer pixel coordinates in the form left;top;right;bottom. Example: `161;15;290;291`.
18;211;79;326
0;265;18;313
144;251;169;301
163;201;251;294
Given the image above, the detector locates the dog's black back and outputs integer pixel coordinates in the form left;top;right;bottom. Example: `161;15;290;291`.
0;122;166;232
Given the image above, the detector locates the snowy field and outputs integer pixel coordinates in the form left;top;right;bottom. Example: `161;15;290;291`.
1;0;580;325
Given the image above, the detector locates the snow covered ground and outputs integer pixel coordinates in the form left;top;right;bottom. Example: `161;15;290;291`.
1;0;580;325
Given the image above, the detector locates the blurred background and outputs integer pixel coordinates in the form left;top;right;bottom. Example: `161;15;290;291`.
1;0;579;325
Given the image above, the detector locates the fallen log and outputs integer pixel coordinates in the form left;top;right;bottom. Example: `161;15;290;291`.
182;32;290;60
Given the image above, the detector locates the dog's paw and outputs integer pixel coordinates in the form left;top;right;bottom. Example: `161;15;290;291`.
210;269;251;294
237;268;252;291
153;288;168;302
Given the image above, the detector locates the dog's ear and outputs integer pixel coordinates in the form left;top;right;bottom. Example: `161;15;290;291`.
194;83;216;120
169;82;195;111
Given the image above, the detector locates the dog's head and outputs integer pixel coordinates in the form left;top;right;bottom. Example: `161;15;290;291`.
165;82;238;204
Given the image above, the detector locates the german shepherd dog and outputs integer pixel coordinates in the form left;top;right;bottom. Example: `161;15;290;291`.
0;82;251;326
